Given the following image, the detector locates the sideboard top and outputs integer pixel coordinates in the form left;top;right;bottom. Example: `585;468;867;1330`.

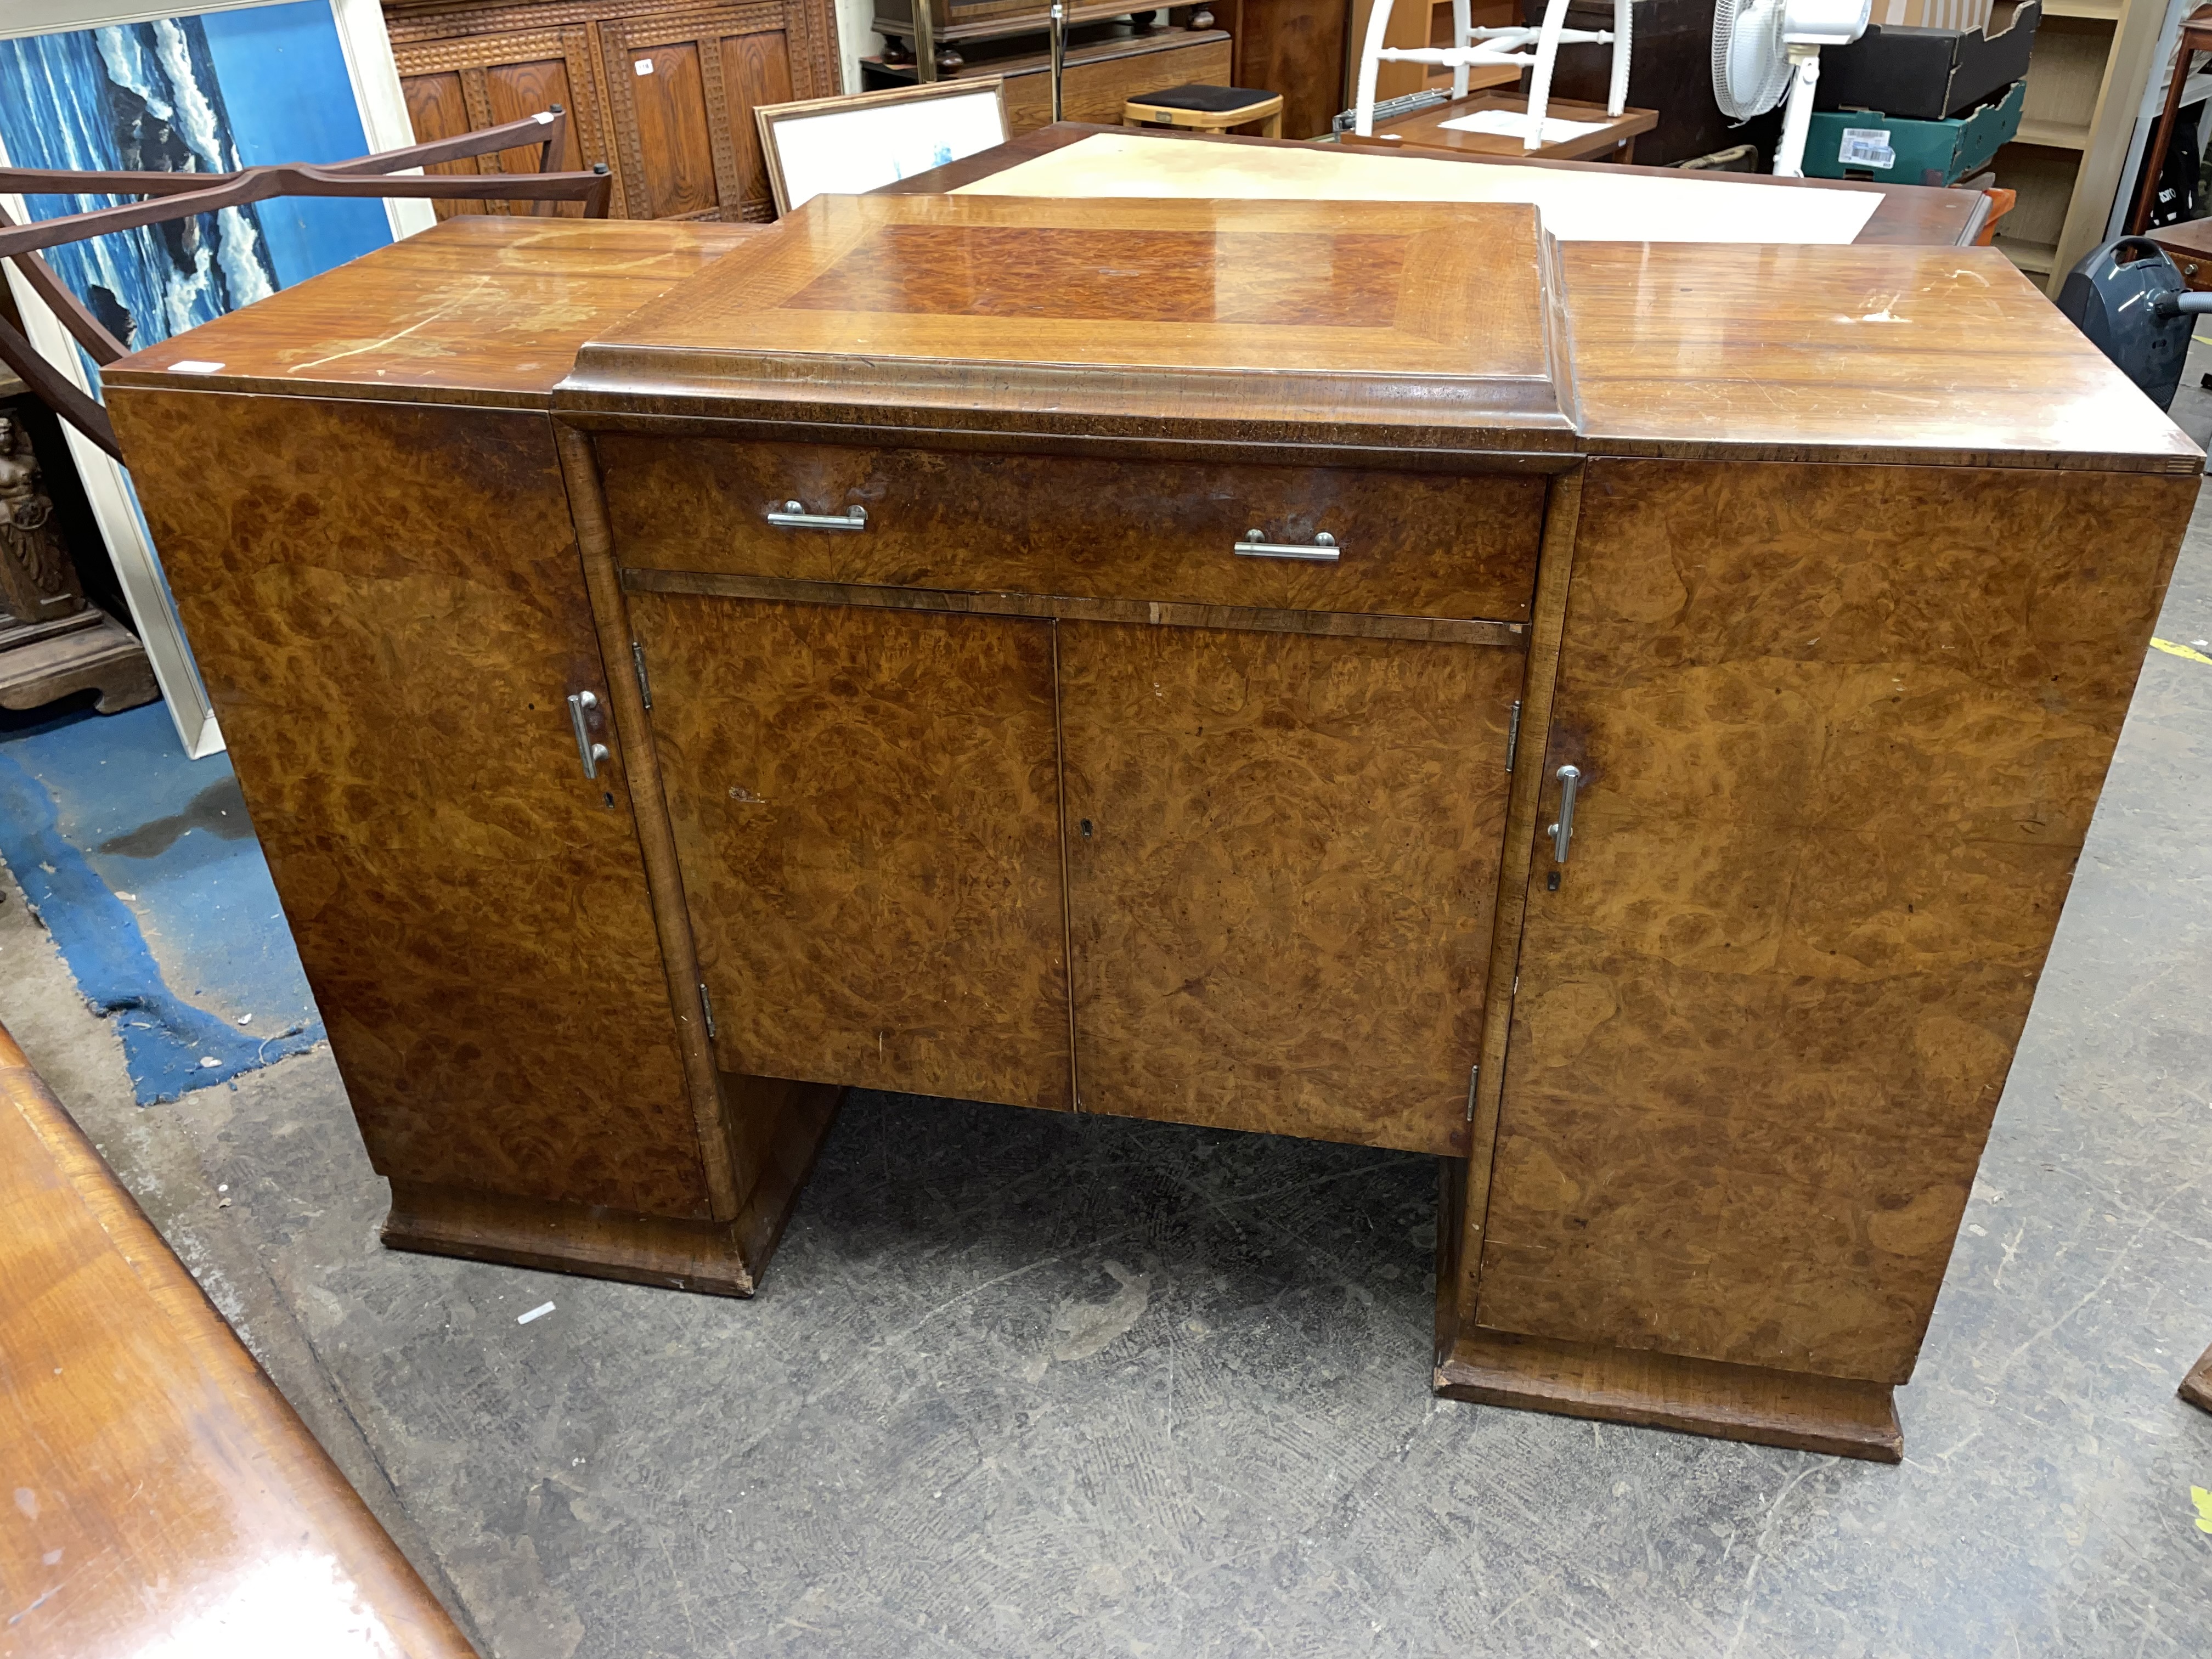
558;193;1578;447
102;216;759;409
104;206;2202;473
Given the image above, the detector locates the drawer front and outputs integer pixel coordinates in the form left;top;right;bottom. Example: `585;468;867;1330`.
598;436;1543;623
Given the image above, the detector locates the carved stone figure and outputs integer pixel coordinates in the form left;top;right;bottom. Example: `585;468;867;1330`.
0;411;87;627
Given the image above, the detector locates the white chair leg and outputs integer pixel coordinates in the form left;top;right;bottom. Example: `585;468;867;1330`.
1524;0;1574;150
1353;0;1398;136
1608;0;1632;117
1452;0;1472;98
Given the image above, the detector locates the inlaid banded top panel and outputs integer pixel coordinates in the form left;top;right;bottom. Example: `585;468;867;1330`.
560;194;1576;441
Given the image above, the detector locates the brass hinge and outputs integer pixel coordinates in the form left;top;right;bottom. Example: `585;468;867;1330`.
1464;1063;1480;1122
698;981;715;1042
633;640;652;709
1505;700;1522;771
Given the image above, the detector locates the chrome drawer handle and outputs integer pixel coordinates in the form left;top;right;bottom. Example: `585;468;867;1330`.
765;500;868;531
1547;765;1581;863
1236;529;1340;562
568;690;610;780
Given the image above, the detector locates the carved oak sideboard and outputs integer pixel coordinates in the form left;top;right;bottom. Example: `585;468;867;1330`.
104;196;2198;1460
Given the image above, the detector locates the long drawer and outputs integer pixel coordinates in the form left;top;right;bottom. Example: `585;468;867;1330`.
596;437;1545;623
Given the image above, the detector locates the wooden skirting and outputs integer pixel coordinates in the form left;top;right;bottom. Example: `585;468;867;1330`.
382;1076;843;1298
1435;1329;1905;1462
385;1180;766;1294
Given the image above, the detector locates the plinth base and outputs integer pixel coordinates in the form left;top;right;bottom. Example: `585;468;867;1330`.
1436;1328;1904;1462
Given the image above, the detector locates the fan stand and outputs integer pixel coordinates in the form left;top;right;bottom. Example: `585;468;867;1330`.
1352;0;1637;151
1771;44;1824;178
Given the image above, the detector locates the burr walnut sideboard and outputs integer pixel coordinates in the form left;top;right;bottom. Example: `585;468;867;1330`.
103;198;2199;1461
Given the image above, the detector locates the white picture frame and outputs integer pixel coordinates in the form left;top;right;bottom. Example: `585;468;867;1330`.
757;79;1011;217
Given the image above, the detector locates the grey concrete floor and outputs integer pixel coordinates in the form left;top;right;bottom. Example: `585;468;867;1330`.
10;466;2212;1658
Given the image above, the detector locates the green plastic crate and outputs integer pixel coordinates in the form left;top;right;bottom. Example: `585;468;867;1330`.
1802;78;2024;187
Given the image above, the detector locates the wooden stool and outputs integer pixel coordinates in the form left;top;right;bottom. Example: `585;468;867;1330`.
1122;84;1284;139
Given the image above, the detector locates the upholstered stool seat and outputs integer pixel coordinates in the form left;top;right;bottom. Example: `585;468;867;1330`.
1122;83;1284;138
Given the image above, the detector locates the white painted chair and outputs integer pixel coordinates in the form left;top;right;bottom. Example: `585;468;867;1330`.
1351;0;1638;150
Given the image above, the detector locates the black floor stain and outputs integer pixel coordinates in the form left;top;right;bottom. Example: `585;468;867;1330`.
98;774;252;859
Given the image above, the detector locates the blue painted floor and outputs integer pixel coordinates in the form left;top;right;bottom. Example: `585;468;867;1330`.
0;701;320;1103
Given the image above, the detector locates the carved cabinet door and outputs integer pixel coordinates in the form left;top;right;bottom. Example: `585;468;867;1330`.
388;1;842;224
599;6;838;223
394;25;610;218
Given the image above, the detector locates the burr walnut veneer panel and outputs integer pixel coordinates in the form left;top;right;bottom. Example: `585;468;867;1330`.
1060;623;1524;1155
631;594;1073;1110
1477;459;2198;1381
598;437;1545;621
107;391;709;1219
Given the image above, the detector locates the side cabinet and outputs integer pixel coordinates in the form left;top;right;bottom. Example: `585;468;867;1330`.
1441;456;2197;1457
106;392;720;1238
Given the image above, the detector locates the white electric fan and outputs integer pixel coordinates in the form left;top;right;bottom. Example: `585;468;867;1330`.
1711;0;1871;177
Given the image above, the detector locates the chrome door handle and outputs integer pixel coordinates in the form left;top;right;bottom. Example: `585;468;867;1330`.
1236;529;1340;562
568;690;610;779
1547;765;1581;863
765;500;868;531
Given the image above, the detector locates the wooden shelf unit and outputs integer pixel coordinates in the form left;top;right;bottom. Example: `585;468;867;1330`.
1991;0;2171;289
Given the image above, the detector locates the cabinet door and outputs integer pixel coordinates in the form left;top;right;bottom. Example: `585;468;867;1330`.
1060;622;1524;1155
629;594;1073;1109
1236;0;1351;140
601;6;837;222
108;392;709;1219
394;27;608;220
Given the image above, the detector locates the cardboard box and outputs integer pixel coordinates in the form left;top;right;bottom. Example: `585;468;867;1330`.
1802;77;2026;186
1871;0;1991;29
1815;0;2040;121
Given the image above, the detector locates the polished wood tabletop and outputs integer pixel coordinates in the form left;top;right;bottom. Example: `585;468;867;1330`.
0;1021;476;1658
882;121;1988;247
1563;240;2203;472
109;202;2197;475
102;217;759;408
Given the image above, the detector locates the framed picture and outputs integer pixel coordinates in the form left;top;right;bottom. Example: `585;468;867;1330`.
757;79;1010;217
0;0;422;757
